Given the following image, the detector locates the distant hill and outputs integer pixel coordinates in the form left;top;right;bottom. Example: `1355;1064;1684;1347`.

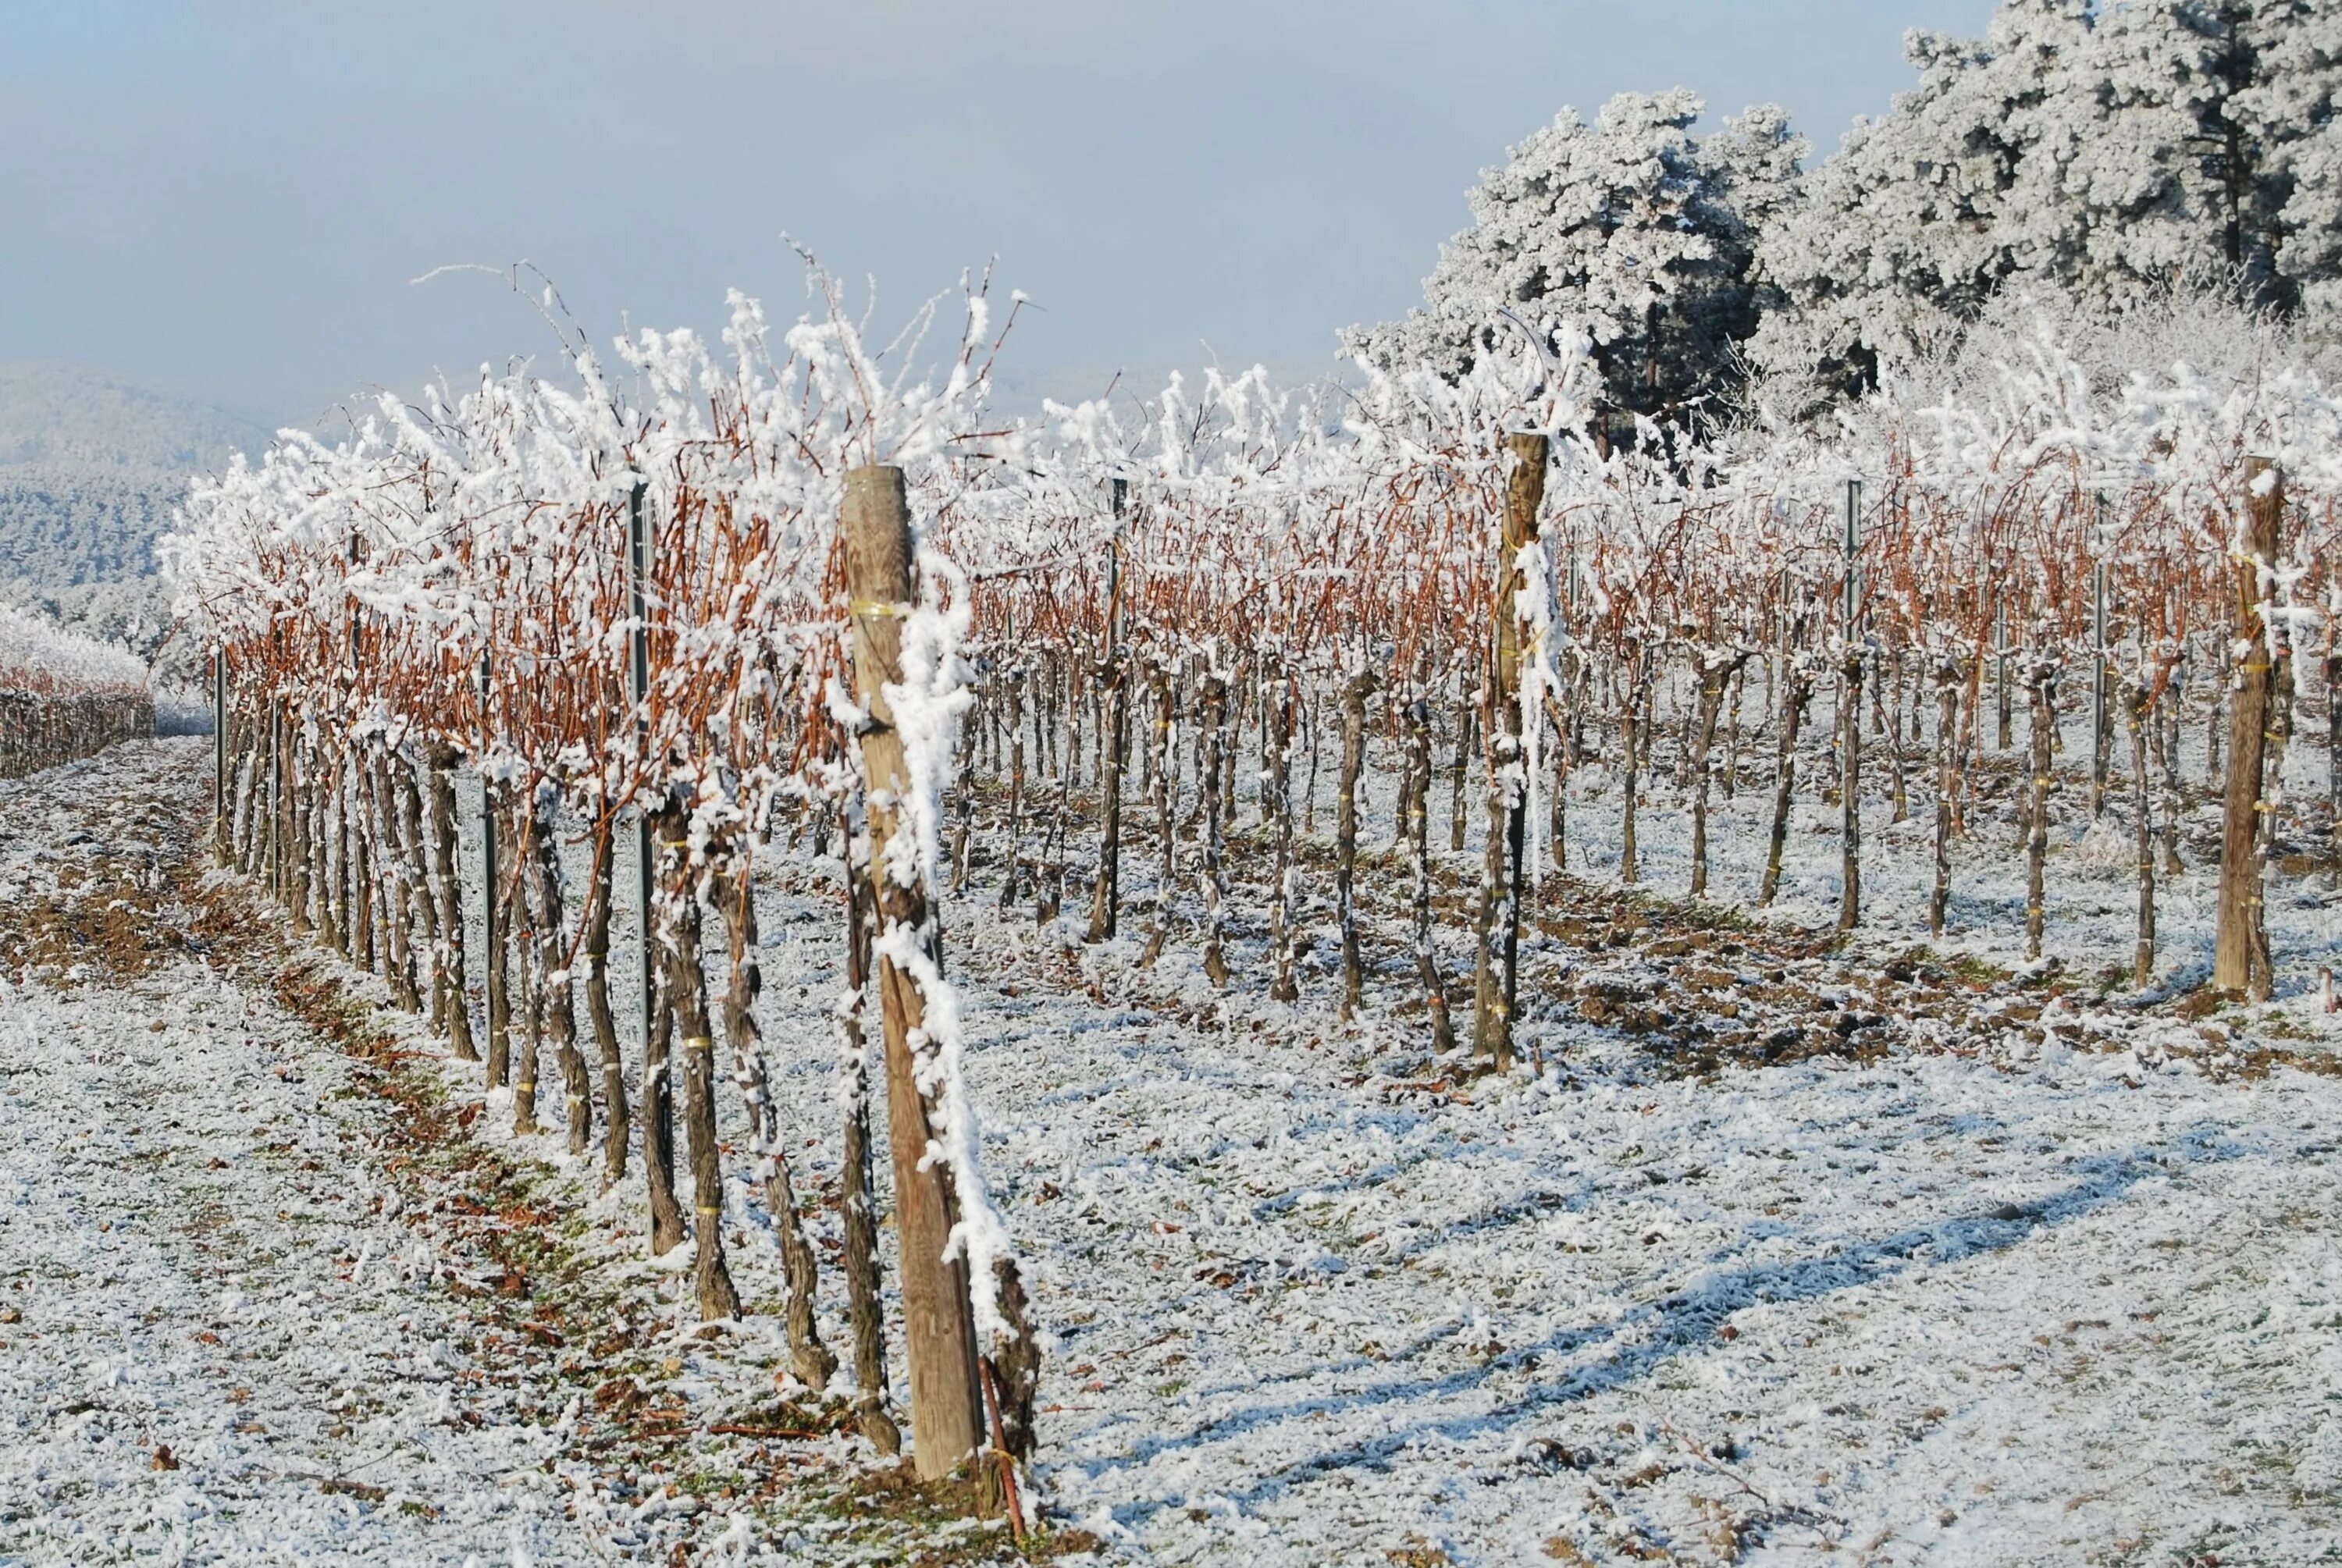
0;361;271;591
0;361;269;474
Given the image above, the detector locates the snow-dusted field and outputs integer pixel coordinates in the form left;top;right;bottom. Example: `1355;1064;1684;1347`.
5;738;2341;1564
0;745;595;1563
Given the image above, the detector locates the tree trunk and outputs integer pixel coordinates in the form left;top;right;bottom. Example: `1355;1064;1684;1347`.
640;835;686;1256
317;734;345;955
717;861;833;1386
1760;665;1812;906
529;787;589;1155
1268;670;1301;1005
652;803;742;1324
395;759;439;1033
836;821;900;1452
1721;661;1746;802
2329;635;2341;890
428;747;474;1059
1138;662;1177;969
379;758;422;1008
1929;652;1961;939
1199;670;1231;989
1887;646;1909;823
1839;643;1863;932
998;663;1026;908
2130;679;2157;986
1688;651;1746;900
1620;665;1643;887
1035;787;1066;926
507;792;541;1136
582;813;628;1187
1086;647;1127;942
2026;656;2055;962
483;783;511;1090
2251;642;2294;1003
287;720;314;937
1405;697;1458;1054
2161;666;2186;877
349;739;373;970
1336;669;1374;1020
1448;695;1474;852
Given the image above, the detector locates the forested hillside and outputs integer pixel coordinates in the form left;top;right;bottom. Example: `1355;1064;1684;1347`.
0;361;267;592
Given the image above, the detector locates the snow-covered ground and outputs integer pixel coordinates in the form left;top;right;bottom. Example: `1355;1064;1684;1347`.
5;737;2341;1564
0;744;594;1562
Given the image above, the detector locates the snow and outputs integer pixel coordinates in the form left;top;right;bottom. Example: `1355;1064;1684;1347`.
9;729;2342;1563
0;743;587;1563
0;601;148;695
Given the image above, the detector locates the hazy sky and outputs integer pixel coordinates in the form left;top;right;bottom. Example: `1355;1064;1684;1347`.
1;0;1997;427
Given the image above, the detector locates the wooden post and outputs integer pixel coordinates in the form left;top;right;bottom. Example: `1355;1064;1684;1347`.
2130;676;2156;985
2215;458;2281;993
2027;651;2054;960
842;464;985;1482
1087;478;1128;942
479;652;508;1089
1839;479;1863;932
212;649;228;863
2090;534;2109;820
1472;432;1545;1068
1336;664;1376;1020
2327;571;2341;891
1995;596;2012;750
1929;650;1960;938
628;480;655;1056
627;478;683;1254
265;691;282;894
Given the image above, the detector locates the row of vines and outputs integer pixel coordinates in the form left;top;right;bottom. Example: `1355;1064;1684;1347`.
166;279;2342;1500
0;603;154;779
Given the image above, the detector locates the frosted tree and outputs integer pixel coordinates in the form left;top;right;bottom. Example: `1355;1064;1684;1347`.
1343;91;1804;431
1753;0;2342;401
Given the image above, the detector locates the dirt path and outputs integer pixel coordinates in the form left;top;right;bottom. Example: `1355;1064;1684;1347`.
0;741;598;1561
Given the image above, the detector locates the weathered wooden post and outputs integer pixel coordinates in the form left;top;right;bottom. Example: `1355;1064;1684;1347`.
2215;457;2282;994
2129;670;2157;986
628;479;655;1056
626;478;683;1254
1839;479;1863;932
1336;660;1376;1021
2026;645;2055;960
212;647;228;863
2327;569;2342;892
1995;596;2012;750
268;686;285;898
842;464;986;1482
479;651;508;1090
1087;477;1128;943
1472;432;1545;1068
2090;503;2110;820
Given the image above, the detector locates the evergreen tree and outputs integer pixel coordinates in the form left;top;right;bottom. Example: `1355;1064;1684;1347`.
1343;91;1805;428
1753;0;2342;400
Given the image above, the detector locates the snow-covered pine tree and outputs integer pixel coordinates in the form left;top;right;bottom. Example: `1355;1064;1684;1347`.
1342;91;1804;432
1753;0;2342;401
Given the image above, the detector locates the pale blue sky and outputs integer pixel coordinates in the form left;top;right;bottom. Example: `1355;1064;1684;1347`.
0;0;1995;425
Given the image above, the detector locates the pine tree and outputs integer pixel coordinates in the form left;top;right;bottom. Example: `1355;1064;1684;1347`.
1752;0;2342;400
1343;91;1805;428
